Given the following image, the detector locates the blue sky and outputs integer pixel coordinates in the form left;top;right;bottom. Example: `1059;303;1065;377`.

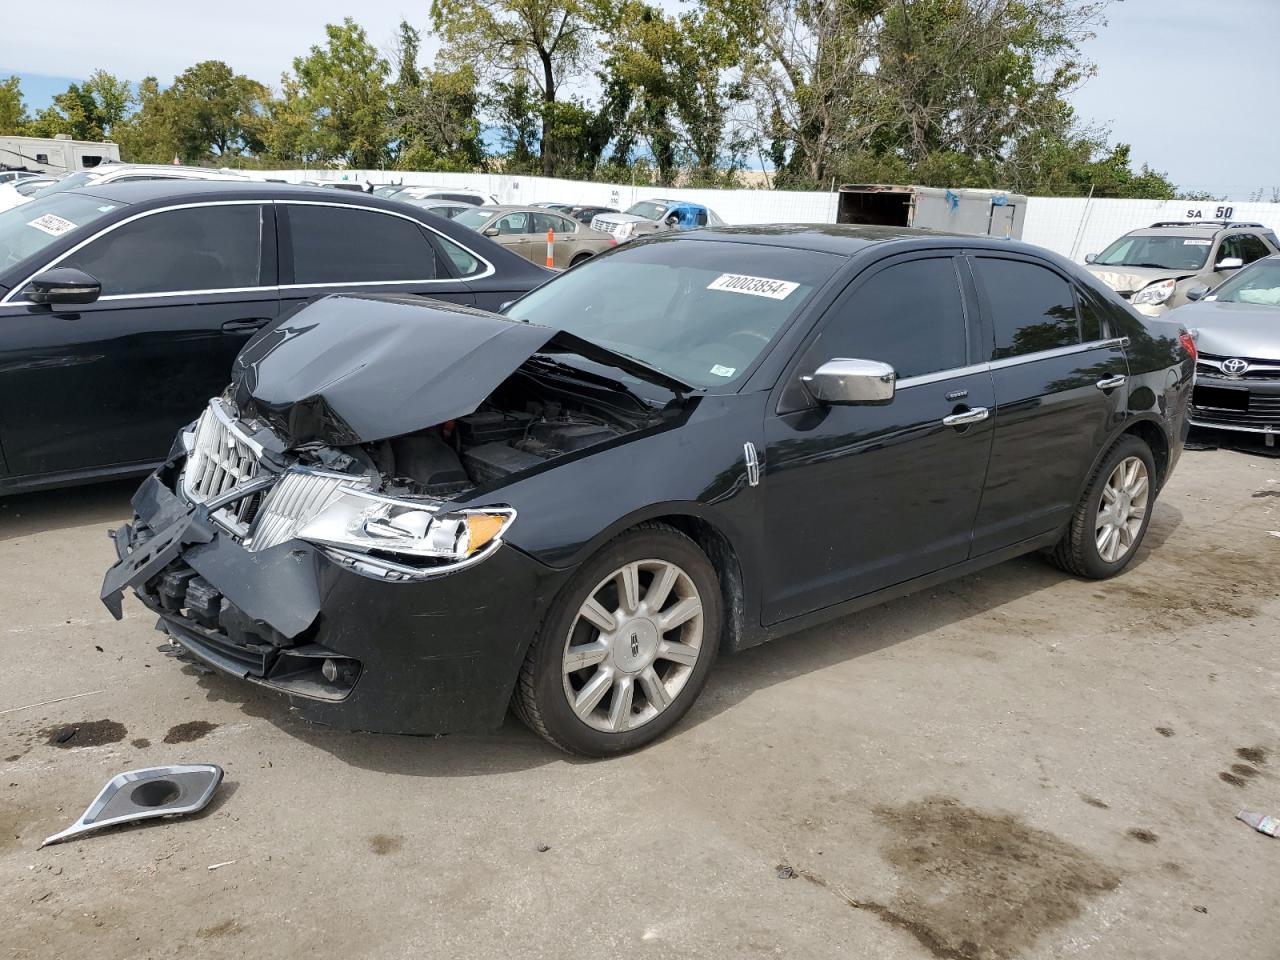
4;0;1277;198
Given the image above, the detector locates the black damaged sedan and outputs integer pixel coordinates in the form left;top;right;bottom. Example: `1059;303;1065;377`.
102;226;1194;755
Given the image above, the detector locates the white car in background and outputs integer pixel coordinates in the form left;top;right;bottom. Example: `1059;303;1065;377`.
0;162;249;213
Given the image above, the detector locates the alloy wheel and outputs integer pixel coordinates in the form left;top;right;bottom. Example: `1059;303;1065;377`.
561;559;704;733
1095;456;1149;563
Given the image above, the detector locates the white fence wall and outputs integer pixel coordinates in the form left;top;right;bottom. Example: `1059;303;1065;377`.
270;169;1280;262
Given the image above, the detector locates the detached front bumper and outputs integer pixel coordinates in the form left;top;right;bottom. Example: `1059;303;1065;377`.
102;474;567;735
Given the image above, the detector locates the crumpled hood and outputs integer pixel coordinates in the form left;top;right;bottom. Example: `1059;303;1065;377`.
230;293;687;447
1085;264;1190;296
1175;299;1280;359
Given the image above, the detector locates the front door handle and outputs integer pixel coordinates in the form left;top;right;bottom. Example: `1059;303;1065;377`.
942;407;989;428
1096;375;1127;391
221;318;271;334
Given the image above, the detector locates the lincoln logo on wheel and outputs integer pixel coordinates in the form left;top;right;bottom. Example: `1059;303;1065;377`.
630;633;641;658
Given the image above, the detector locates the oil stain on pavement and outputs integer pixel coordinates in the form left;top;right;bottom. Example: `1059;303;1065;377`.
162;721;219;744
41;719;127;748
848;797;1120;960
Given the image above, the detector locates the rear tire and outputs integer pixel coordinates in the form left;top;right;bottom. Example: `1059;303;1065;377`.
1047;435;1156;579
515;524;720;756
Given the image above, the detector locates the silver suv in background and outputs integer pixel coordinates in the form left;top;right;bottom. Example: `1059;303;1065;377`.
1084;221;1280;315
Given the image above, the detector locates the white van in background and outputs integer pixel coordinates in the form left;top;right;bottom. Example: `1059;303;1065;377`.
0;134;122;175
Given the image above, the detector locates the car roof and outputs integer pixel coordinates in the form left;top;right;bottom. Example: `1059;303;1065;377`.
67;179;401;206
672;223;1035;256
1126;223;1267;237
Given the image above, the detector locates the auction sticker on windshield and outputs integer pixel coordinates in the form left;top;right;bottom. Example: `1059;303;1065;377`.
27;213;78;237
707;273;799;300
1183;239;1211;246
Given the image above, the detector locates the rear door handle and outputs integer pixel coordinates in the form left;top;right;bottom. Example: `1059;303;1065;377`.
1096;375;1127;390
942;407;989;427
221;318;271;334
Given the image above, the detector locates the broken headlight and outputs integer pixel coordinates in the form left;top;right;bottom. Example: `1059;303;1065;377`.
294;487;516;569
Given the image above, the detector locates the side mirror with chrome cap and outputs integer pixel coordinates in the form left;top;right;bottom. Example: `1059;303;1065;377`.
1215;256;1244;271
1185;284;1210;302
1084;253;1098;264
27;267;102;306
482;226;500;237
802;358;896;406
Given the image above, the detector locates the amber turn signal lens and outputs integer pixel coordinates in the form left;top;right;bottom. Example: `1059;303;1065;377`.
464;513;508;553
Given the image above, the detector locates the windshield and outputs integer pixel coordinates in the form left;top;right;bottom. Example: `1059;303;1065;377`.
504;238;844;388
1095;234;1211;271
454;207;497;229
1209;259;1280;305
27;171;100;201
0;192;123;272
624;201;670;221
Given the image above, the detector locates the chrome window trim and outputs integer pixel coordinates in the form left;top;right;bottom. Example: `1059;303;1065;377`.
1;199;272;305
1;198;496;306
986;337;1127;372
276;199;495;283
895;338;1127;390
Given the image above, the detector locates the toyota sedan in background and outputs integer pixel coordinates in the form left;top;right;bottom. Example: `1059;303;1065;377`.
1177;255;1280;439
0;181;548;495
102;225;1191;757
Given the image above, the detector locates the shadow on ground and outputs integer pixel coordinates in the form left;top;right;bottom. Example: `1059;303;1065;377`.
0;478;138;543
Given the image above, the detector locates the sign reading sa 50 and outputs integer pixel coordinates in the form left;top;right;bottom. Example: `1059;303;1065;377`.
1182;205;1235;220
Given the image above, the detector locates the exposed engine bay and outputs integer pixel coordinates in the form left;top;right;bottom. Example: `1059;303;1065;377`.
284;363;663;501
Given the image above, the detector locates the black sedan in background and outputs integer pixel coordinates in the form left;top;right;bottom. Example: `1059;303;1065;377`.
102;226;1193;756
0;181;548;494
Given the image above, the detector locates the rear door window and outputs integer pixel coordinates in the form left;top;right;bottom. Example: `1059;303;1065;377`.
286;204;438;284
804;257;968;380
971;257;1080;360
59;203;264;295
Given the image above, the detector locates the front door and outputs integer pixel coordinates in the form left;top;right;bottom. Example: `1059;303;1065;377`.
966;254;1129;554
0;201;277;479
277;202;476;314
761;254;995;624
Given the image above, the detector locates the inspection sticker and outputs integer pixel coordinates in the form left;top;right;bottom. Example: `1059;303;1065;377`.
1183;239;1211;246
707;273;799;300
709;364;737;378
27;213;78;237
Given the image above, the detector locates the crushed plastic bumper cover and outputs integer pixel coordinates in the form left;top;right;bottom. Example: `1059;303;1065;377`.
100;474;565;735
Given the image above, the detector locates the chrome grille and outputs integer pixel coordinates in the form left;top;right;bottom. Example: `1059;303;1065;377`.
181;400;263;528
246;470;363;552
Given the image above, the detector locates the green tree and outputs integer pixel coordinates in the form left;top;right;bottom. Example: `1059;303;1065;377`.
0;76;30;135
114;76;180;163
275;18;391;168
83;70;135;134
431;0;593;176
163;61;267;160
388;21;486;171
26;84;106;141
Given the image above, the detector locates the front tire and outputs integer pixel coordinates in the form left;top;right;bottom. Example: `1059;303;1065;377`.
515;524;720;756
1047;435;1156;579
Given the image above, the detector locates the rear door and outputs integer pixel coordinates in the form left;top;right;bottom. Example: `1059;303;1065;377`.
762;253;995;623
277;201;475;314
967;254;1129;555
532;212;578;267
0;201;277;478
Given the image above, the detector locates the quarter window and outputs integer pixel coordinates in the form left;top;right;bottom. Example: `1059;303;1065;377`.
59;204;264;295
972;258;1080;360
807;257;968;380
434;233;484;277
287;205;438;284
